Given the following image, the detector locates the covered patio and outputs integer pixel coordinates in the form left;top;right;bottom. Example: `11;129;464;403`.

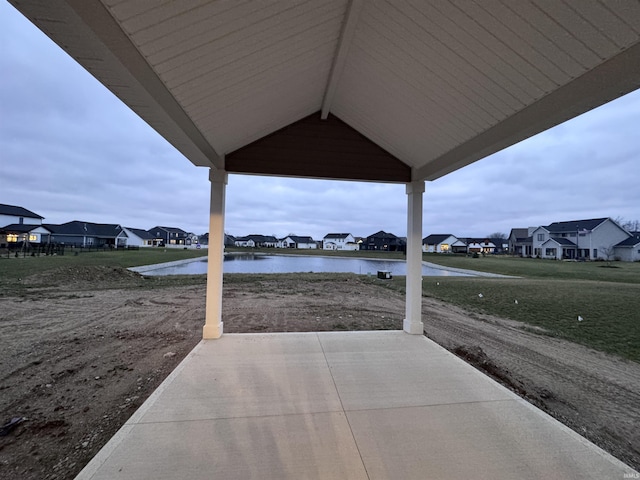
9;0;640;477
75;331;633;479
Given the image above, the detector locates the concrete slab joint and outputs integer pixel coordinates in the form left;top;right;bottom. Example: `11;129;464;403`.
404;180;425;335
203;168;228;339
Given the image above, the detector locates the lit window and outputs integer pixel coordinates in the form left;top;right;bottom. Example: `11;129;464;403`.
7;234;18;242
29;235;37;241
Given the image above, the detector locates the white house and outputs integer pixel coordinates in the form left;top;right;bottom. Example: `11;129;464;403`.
121;227;156;247
614;232;640;262
465;238;496;254
531;218;631;260
422;234;466;253
279;235;317;249
1;224;51;246
0;203;43;227
323;233;358;250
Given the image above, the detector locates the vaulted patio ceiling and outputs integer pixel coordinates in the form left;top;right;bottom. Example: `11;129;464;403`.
11;0;640;182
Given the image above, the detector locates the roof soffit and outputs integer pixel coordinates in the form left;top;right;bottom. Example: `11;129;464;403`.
9;0;640;182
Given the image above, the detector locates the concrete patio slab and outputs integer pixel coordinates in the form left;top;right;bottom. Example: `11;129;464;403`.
76;331;637;480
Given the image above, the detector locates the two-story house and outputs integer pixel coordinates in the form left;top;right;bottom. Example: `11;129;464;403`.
531;218;630;260
360;231;406;252
0;203;51;247
322;233;358;250
148;226;189;246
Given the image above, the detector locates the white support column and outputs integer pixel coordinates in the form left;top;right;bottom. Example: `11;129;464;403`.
404;180;425;334
203;168;227;339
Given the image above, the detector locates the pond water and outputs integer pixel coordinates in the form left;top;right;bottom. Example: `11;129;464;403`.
141;254;472;276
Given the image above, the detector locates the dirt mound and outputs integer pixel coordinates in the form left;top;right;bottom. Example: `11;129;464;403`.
23;265;142;288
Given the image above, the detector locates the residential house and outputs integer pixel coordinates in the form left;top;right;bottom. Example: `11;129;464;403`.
615;232;640;262
45;221;123;247
0;203;43;227
489;237;509;254
422;234;466;253
531;218;630;260
322;233;358;250
234;234;278;248
464;238;496;254
121;227;156;247
0;223;52;247
279;235;317;249
360;231;406;252
148;226;189;246
508;228;534;257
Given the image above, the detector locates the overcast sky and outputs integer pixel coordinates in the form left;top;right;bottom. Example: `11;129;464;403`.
1;3;639;240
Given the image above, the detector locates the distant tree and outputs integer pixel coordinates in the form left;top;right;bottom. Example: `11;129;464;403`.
613;217;640;232
487;232;507;240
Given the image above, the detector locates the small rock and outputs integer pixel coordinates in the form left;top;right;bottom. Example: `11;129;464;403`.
81;441;89;448
163;352;176;358
94;376;101;380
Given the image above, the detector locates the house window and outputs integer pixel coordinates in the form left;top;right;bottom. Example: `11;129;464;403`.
537;234;544;241
593;249;597;258
441;244;449;251
545;248;556;256
7;234;18;242
29;235;37;241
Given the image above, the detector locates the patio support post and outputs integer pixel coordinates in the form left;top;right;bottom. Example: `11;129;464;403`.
404;180;425;334
203;168;227;339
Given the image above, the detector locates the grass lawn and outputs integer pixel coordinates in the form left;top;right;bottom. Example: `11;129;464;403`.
0;248;208;292
376;254;640;362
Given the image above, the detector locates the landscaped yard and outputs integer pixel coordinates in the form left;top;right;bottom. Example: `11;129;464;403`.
415;254;640;362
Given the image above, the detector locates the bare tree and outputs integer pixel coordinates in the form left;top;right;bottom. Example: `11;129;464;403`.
600;244;616;266
613;217;640;232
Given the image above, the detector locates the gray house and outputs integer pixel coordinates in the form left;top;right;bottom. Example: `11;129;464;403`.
148;226;190;246
508;228;533;257
45;221;124;247
531;218;630;260
614;231;640;262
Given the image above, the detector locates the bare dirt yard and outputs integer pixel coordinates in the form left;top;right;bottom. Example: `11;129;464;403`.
0;267;638;479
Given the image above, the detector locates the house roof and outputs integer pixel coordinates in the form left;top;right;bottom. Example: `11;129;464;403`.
12;1;640;183
237;234;278;243
464;238;496;246
545;218;609;233
0;203;43;219
367;231;397;239
0;224;50;234
150;226;188;235
124;227;156;240
616;232;640;247
544;237;577;246
422;234;455;244
46;221;122;238
324;233;352;240
509;228;529;240
287;235;315;243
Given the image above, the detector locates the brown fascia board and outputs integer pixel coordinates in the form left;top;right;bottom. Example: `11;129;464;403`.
225;112;411;183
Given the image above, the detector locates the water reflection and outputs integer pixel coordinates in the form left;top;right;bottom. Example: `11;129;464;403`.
141;254;471;277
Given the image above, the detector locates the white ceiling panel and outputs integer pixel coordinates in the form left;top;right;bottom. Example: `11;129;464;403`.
10;0;640;181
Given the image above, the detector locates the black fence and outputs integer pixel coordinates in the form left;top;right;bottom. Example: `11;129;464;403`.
1;242;140;258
